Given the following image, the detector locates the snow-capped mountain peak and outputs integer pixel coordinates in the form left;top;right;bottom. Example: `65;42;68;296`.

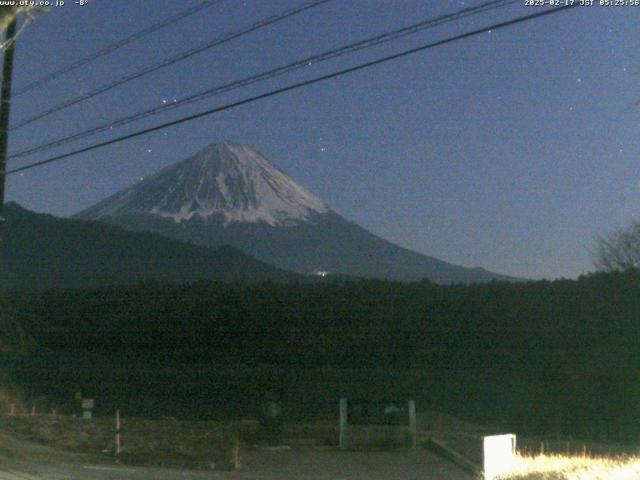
78;142;330;226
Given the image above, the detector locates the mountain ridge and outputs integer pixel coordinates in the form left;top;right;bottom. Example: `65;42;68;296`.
2;202;303;291
75;142;519;284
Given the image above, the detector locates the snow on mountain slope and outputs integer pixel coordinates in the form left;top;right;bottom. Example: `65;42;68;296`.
79;142;329;226
76;141;519;284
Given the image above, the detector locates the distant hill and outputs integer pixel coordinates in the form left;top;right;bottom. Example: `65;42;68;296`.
1;202;302;291
75;141;518;284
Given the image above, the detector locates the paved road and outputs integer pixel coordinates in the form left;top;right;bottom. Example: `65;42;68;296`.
0;435;472;479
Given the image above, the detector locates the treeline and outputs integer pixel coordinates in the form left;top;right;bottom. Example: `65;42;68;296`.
3;270;640;440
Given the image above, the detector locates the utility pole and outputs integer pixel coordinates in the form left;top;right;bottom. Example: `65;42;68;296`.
0;17;17;253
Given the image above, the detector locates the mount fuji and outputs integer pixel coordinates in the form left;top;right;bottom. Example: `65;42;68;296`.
75;141;515;284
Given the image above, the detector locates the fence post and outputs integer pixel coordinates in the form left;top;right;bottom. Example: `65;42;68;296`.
115;409;121;458
339;398;347;450
233;429;240;470
408;400;417;449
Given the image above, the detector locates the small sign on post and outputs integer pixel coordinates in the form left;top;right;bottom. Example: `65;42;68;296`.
81;398;94;420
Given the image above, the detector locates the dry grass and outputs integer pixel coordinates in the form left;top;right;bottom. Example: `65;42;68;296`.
497;453;640;479
2;415;236;469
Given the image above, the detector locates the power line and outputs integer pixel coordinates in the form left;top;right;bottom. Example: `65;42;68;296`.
9;0;518;161
14;0;227;97
10;0;333;130
3;5;578;177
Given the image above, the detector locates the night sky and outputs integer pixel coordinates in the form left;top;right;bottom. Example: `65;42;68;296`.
4;0;640;280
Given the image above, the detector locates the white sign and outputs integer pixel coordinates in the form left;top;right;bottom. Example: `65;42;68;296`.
81;398;94;410
483;434;516;480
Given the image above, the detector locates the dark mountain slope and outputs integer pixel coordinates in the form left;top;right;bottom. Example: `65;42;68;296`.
2;202;301;291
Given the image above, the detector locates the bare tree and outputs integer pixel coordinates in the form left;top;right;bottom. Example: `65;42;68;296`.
593;221;640;272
